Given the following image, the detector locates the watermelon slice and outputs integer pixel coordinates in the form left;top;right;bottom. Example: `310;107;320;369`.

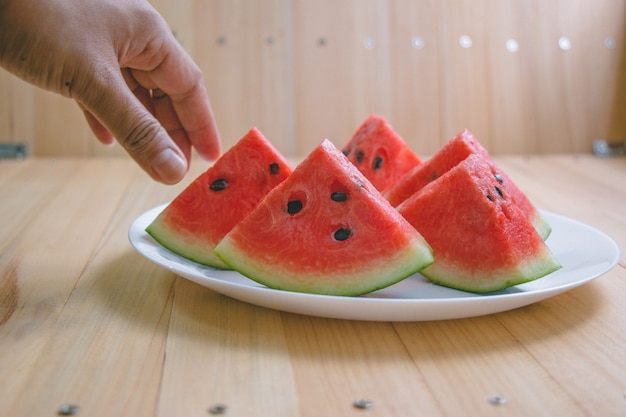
397;154;561;292
146;128;292;269
214;139;434;296
341;114;422;193
384;129;551;240
384;129;489;206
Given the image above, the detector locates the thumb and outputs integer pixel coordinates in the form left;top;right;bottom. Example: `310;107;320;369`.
80;72;189;184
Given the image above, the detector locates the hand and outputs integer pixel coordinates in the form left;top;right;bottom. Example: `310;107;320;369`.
0;0;221;184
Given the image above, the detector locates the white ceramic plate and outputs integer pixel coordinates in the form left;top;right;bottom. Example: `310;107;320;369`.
129;204;620;321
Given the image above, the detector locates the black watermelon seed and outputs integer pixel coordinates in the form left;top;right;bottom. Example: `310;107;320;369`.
331;192;348;202
495;186;504;198
269;162;279;175
287;200;303;214
494;173;504;184
356;150;364;164
486;194;494;202
342;149;350;156
210;178;228;191
373;156;383;171
334;228;351;241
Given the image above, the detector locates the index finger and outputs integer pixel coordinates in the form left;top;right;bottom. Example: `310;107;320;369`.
131;37;221;161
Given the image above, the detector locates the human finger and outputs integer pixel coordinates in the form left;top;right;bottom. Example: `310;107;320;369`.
79;69;156;149
80;107;115;146
78;66;189;184
150;88;192;162
128;38;221;161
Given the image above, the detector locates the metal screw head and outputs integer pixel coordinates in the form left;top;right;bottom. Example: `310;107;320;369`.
411;36;425;50
487;395;508;405
506;38;519;53
208;404;228;414
58;404;79;415
353;398;373;409
558;36;572;51
364;37;376;49
593;139;625;157
459;35;473;49
605;37;617;50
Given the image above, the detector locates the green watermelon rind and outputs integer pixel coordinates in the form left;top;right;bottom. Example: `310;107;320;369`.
143;127;292;271
531;214;552;241
213;138;434;297
396;152;562;294
146;217;230;269
214;235;434;296
420;248;561;293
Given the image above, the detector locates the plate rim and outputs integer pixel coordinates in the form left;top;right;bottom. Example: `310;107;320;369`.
128;203;620;321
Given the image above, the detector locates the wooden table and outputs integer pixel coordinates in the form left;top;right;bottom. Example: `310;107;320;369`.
0;154;624;417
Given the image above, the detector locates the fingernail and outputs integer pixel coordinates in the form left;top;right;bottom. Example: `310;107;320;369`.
152;148;187;184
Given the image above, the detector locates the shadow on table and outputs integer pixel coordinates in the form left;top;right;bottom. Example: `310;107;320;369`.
91;250;605;364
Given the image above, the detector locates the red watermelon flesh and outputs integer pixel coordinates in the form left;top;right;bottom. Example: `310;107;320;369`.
385;129;551;240
397;154;561;292
146;128;292;269
214;139;434;296
384;129;489;207
341;114;422;193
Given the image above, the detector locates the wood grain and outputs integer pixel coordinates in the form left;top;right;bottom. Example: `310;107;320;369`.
1;0;625;157
0;152;624;415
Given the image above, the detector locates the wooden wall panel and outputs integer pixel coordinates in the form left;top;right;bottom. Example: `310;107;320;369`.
387;0;441;157
292;0;353;155
0;68;126;158
348;0;394;132
152;0;196;53
32;91;91;156
293;0;440;156
0;0;625;158
583;0;626;145
0;71;36;153
292;0;388;155
529;1;589;153
437;0;491;150
194;0;296;155
0;72;12;145
485;0;540;155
